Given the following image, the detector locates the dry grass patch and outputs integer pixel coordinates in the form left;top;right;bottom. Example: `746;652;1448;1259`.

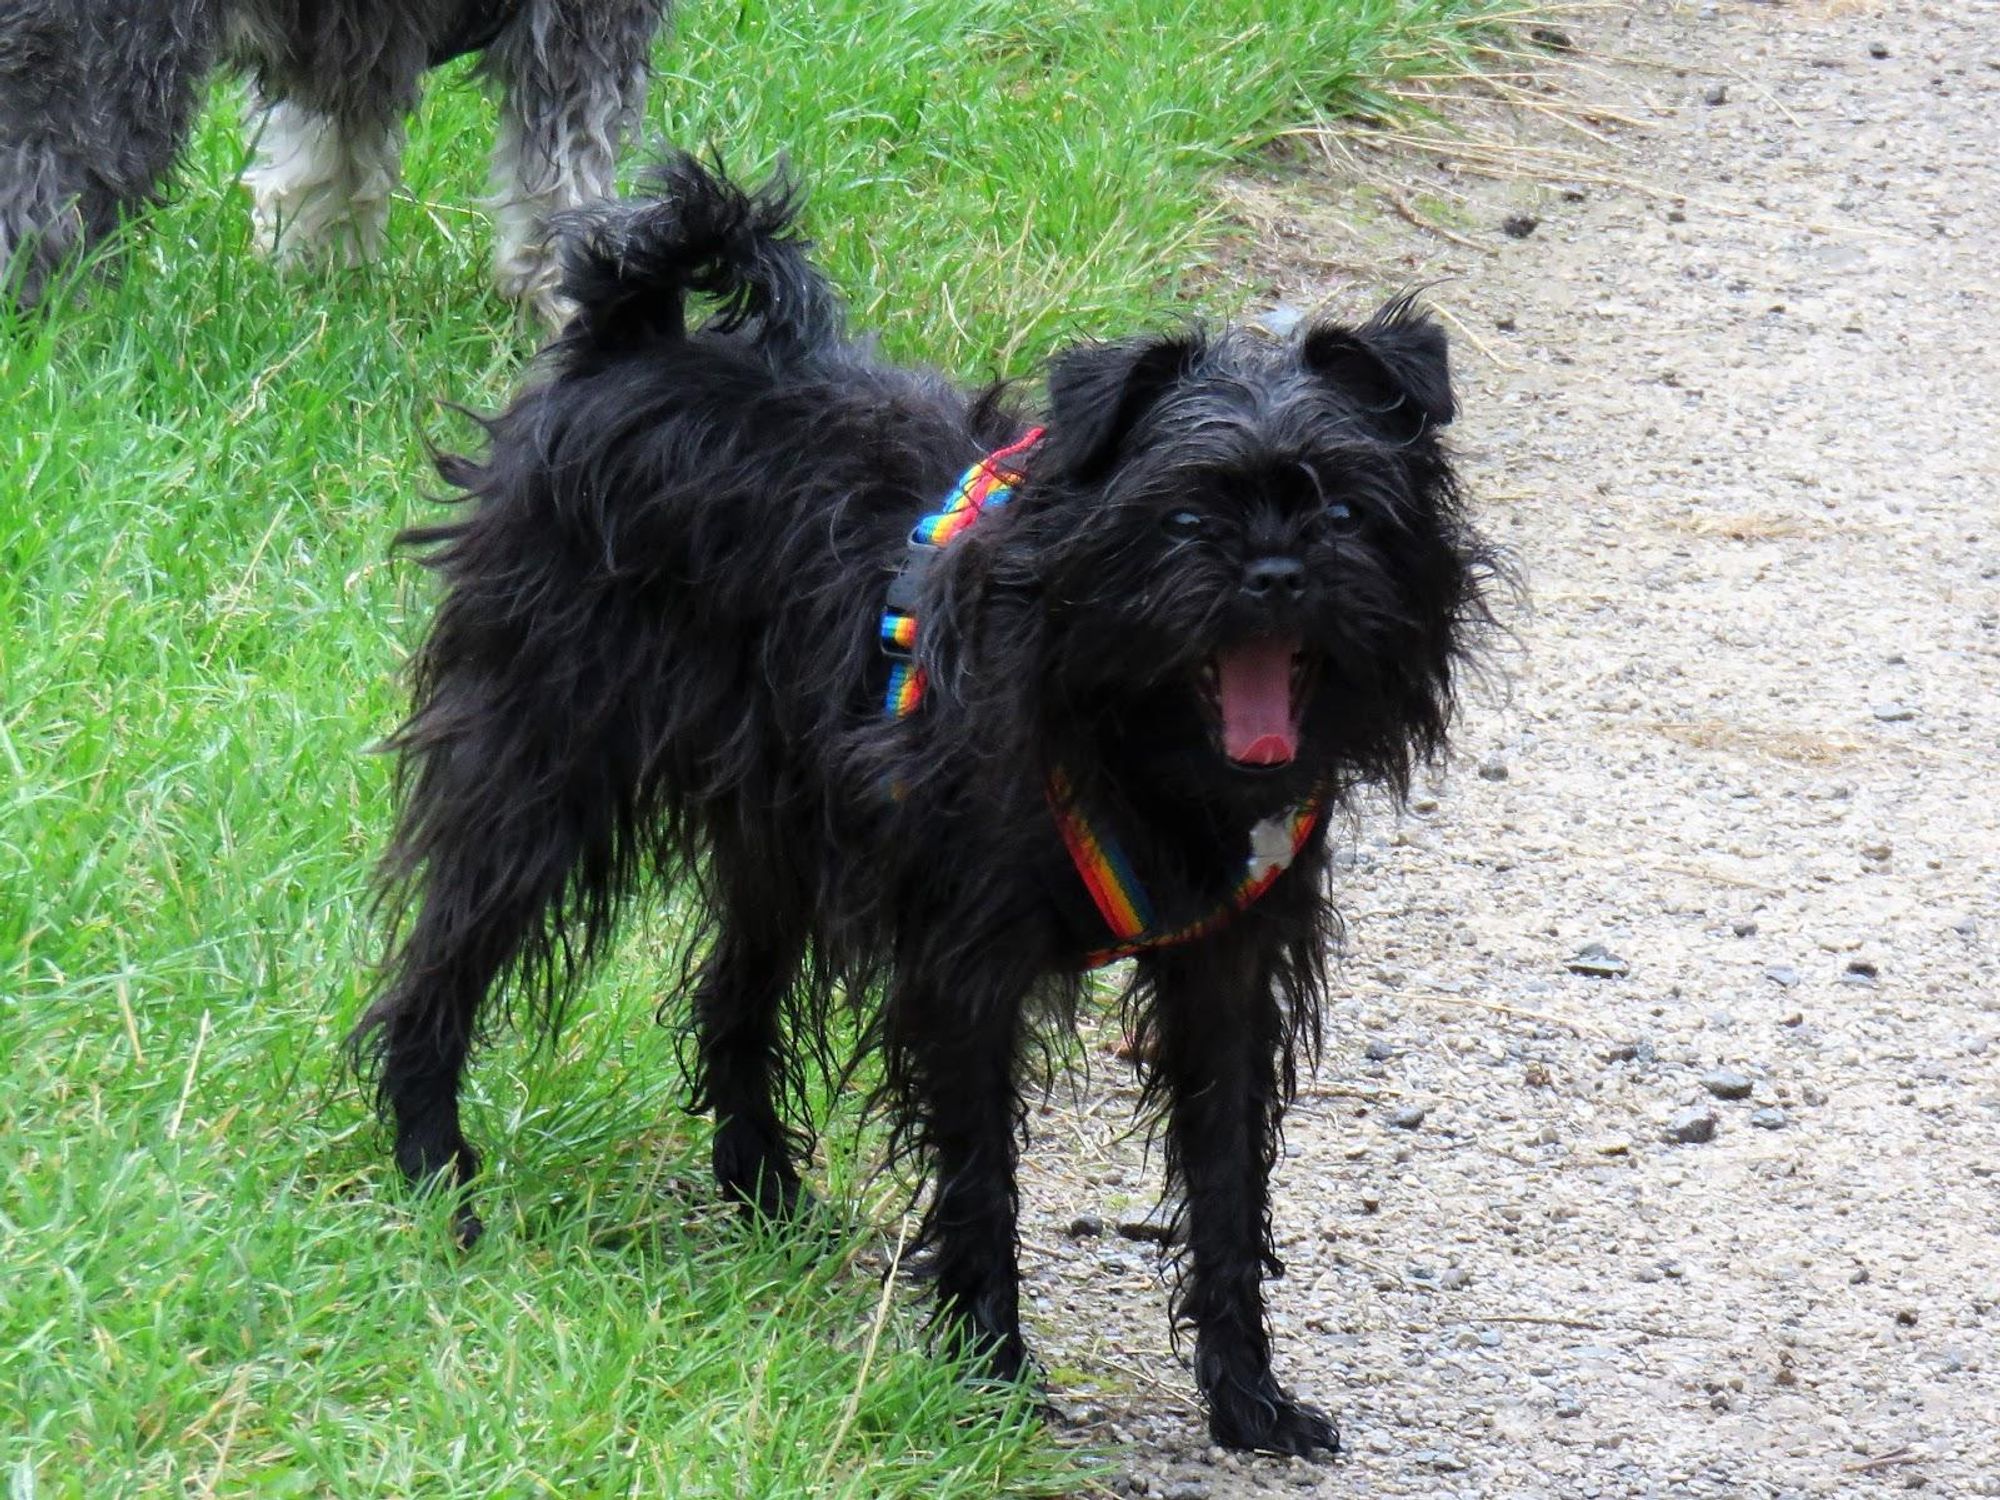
1651;719;1867;765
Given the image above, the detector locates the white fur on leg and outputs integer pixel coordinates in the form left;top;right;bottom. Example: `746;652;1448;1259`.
243;96;402;267
488;75;639;328
488;114;593;328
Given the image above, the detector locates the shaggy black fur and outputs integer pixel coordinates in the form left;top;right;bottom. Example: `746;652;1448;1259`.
356;156;1496;1457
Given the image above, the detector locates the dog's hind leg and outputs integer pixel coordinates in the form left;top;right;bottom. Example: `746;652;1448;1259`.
479;0;668;325
1142;929;1341;1459
0;0;219;308
688;839;810;1221
357;690;651;1247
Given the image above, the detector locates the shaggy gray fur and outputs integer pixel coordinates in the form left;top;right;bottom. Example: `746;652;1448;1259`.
0;0;669;317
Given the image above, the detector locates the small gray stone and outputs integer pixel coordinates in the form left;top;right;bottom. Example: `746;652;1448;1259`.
1555;1393;1585;1418
1845;958;1880;980
1702;1067;1755;1101
1871;702;1917;722
1567;942;1631;978
1763;964;1801;988
1364;1038;1396;1062
1703;82;1729;105
1667;1107;1719;1144
1952;916;1978;937
1117;1213;1182;1246
1438;1266;1473;1290
1163;1483;1211;1500
1478;754;1510;782
1732;919;1759;937
1387;1104;1428;1130
1415;1449;1470;1473
1068;1214;1105;1239
1750;1107;1788;1130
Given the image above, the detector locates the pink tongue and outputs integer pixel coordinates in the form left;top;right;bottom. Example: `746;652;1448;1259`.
1216;636;1301;766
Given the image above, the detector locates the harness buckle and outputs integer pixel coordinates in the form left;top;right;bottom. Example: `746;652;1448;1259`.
882;542;941;618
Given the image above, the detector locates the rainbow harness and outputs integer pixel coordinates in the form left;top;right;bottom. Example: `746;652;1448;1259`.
879;427;1043;718
1047;770;1322;967
880;432;1322;968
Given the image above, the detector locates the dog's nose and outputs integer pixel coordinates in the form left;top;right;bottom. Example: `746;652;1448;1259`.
1242;556;1306;601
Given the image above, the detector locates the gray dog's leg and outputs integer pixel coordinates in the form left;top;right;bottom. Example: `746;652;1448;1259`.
242;95;404;267
481;0;669;325
0;0;220;307
231;0;434;270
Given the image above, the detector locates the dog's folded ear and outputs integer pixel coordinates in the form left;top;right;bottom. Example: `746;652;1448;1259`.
1301;297;1455;439
1039;334;1203;483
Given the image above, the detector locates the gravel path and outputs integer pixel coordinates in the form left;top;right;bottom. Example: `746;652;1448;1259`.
1019;4;2000;1495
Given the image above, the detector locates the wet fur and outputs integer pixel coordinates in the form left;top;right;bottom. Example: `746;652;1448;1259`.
355;156;1496;1456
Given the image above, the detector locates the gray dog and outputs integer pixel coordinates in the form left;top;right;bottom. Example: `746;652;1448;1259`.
0;0;671;320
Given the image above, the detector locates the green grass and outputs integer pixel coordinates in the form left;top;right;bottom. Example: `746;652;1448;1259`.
1;1;1520;1493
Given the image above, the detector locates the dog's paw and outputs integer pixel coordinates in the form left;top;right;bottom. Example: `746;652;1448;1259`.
393;1125;482;1248
714;1131;811;1224
1207;1384;1341;1459
721;1168;812;1222
976;1333;1032;1387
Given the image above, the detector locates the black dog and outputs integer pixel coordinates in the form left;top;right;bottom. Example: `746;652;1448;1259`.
356;156;1493;1456
0;0;670;319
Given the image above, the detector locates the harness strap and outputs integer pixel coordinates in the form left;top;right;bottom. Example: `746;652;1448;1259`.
1048;770;1321;968
880;427;1043;719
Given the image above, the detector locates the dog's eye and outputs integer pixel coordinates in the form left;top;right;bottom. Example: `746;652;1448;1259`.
1162;510;1206;541
1323;499;1360;532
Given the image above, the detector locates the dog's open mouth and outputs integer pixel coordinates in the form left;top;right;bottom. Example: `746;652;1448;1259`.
1199;635;1312;768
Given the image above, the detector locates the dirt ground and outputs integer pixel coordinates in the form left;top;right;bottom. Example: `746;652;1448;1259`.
1017;3;2000;1495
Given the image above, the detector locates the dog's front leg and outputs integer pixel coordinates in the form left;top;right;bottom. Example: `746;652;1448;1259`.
1144;929;1340;1458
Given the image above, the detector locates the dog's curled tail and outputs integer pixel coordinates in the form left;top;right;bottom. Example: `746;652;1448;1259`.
555;153;840;358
